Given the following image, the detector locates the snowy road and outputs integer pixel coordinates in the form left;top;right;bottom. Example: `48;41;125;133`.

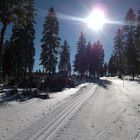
51;78;140;140
1;78;140;140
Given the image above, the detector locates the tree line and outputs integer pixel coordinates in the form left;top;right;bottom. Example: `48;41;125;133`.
108;8;140;79
0;1;105;88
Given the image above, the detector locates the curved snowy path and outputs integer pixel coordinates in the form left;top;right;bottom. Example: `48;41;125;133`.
52;78;140;140
1;78;140;140
1;83;97;140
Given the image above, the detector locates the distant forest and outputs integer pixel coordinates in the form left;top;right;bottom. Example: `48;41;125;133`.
0;1;140;89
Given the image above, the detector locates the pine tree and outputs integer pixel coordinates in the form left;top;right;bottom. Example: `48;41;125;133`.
74;32;87;77
136;10;140;73
113;28;125;77
22;0;35;78
0;0;30;79
103;62;108;76
85;41;92;77
2;40;14;81
91;41;104;77
108;54;117;76
4;0;36;84
124;8;137;79
58;40;71;76
40;7;60;75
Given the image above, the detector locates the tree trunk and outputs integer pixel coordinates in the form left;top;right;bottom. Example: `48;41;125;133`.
0;22;7;79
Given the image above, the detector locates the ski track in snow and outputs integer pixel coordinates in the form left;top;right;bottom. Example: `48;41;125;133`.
51;78;140;140
0;83;96;140
1;77;140;140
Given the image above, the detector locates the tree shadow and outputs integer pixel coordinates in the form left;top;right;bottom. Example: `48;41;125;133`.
97;79;112;89
88;78;112;89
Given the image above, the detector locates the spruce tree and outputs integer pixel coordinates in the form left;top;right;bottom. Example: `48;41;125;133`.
22;0;35;78
91;41;104;77
4;0;36;84
124;8;137;79
103;62;108;76
113;28;125;77
74;32;87;77
58;40;71;76
85;41;92;77
40;7;60;75
108;54;117;76
0;0;30;79
2;40;13;81
136;10;140;73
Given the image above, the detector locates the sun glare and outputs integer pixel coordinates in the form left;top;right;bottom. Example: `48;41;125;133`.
85;8;107;31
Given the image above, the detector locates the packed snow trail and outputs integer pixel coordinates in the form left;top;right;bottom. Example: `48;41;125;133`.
51;78;140;140
1;78;140;140
0;83;97;140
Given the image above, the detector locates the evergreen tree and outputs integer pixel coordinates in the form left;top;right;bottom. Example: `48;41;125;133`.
85;41;92;77
22;0;35;78
108;54;117;76
113;28;125;77
0;0;30;79
2;40;13;81
58;40;71;76
3;0;36;84
136;10;140;73
103;62;108;76
74;32;87;77
124;8;137;79
91;41;104;77
40;7;60;75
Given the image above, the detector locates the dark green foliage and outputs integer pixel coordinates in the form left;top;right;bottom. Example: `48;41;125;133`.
2;0;35;85
58;40;71;76
108;54;117;76
113;28;126;77
136;10;140;74
0;0;31;79
109;8;140;79
90;41;104;77
40;7;60;75
40;74;75;92
74;32;87;77
125;8;137;79
103;62;108;76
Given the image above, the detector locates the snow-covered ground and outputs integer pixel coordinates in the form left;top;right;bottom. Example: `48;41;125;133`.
50;77;140;140
1;77;140;140
0;83;94;140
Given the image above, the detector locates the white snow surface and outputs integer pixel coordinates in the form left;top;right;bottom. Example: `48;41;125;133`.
0;83;92;140
1;77;140;140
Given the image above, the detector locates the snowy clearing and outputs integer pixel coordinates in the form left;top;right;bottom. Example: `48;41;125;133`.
1;77;140;140
0;83;94;140
50;77;140;140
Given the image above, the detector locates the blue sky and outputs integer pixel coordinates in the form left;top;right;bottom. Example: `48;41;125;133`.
3;0;140;71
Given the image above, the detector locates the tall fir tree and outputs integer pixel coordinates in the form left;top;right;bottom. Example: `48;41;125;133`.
74;32;87;77
136;10;140;73
2;40;13;81
2;0;36;83
0;0;31;79
40;7;60;75
90;41;104;77
58;40;71;76
113;28;126;77
108;54;117;76
124;8;137;79
22;0;35;77
85;41;92;77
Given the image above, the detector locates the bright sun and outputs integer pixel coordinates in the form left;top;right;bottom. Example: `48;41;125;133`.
85;8;107;31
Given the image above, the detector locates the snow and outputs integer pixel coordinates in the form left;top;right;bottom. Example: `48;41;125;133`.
50;77;140;140
1;77;140;140
0;83;90;140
